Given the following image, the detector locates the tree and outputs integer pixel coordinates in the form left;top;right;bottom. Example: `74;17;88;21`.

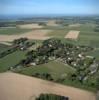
13;38;28;45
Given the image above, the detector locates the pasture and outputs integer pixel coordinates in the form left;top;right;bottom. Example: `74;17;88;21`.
0;44;10;53
18;61;75;79
0;50;27;72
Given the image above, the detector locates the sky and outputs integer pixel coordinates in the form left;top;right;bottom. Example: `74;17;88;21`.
0;0;99;16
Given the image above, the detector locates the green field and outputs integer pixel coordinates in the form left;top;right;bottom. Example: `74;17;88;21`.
48;29;68;38
18;61;75;79
0;44;10;53
0;50;27;72
0;27;32;35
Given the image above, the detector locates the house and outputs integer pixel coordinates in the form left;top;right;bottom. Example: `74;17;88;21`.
89;63;98;74
30;62;36;66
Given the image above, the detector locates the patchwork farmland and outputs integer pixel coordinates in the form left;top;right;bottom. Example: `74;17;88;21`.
0;16;99;100
0;30;51;42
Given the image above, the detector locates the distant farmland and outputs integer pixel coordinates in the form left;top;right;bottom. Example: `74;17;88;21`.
0;30;51;42
0;27;32;35
17;23;43;29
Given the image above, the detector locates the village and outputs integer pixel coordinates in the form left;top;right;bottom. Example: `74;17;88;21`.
0;38;97;86
22;38;98;83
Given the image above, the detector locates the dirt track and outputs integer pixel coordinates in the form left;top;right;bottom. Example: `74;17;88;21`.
65;30;80;39
0;30;51;42
0;72;96;100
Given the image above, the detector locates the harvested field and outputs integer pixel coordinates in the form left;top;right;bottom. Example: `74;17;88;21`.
0;30;51;42
47;20;58;26
65;30;80;39
17;24;43;29
69;24;81;27
0;72;96;100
